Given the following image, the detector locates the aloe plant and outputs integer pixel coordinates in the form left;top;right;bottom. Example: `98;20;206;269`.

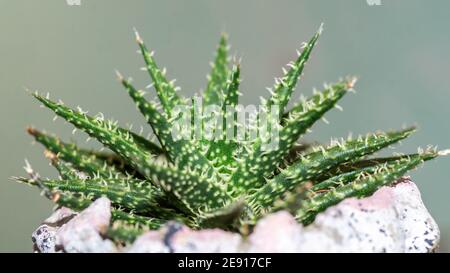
14;25;447;244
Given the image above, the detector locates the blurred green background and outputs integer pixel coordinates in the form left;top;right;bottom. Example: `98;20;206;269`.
0;0;449;252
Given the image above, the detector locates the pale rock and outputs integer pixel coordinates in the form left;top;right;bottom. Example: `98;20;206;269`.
247;211;302;252
43;207;77;225
247;179;439;253
126;231;169;253
32;224;58;253
32;207;77;253
31;179;440;253
170;225;242;253
127;222;242;253
56;197;117;253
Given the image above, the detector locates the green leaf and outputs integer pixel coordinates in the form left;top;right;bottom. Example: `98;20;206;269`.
228;79;353;195
32;93;155;179
111;210;167;229
205;65;241;175
267;24;323;114
13;176;93;211
135;30;184;117
108;212;167;243
16;176;175;217
195;199;245;229
272;150;439;217
203;33;230;106
284;141;316;164
53;193;93;211
128;131;164;155
46;153;84;180
249;127;415;211
107;224;146;244
139;161;233;215
296;149;444;225
310;154;420;191
119;75;220;181
27;127;124;178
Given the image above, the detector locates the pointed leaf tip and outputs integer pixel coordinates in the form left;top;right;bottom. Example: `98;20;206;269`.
133;27;143;44
26;126;37;136
346;76;358;89
318;23;324;34
115;70;124;82
220;32;228;40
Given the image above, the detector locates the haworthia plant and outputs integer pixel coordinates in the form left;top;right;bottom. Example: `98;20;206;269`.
15;26;447;244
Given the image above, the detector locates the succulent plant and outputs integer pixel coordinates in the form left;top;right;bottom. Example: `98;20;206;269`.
14;25;448;244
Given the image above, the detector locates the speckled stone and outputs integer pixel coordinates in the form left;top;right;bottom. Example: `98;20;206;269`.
32;197;117;253
127;222;243;253
168;224;242;253
299;179;439;252
247;179;440;253
247;211;302;252
32;207;77;253
56;197;117;253
126;231;169;253
32;224;58;253
31;179;440;253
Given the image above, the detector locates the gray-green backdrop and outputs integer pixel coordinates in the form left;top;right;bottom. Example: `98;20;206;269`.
0;0;449;252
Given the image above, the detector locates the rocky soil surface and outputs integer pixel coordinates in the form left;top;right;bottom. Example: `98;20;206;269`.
32;178;440;253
